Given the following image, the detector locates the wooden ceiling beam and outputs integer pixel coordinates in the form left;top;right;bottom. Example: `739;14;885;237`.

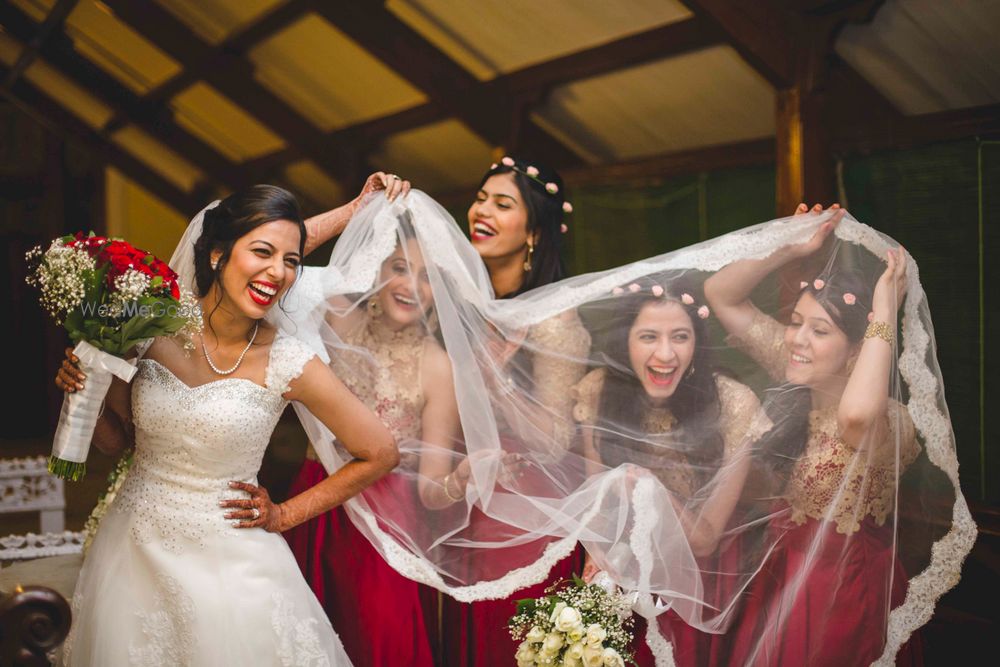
2;0;78;89
0;2;245;191
248;16;723;174
313;1;584;168
0;63;201;215
101;0;367;189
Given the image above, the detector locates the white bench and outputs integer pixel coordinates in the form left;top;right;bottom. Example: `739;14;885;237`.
0;456;66;534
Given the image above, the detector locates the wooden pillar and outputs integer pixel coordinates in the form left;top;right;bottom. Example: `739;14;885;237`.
775;74;835;214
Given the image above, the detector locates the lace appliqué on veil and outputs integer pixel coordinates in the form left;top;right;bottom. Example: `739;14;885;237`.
271;591;332;667
128;573;196;666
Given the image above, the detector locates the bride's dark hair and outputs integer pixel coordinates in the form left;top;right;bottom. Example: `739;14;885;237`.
193;184;305;299
591;278;723;491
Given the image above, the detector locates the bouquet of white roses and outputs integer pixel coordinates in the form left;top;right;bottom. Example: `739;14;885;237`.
509;574;634;667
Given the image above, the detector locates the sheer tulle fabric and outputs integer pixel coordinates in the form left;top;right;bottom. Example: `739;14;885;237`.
270;192;973;665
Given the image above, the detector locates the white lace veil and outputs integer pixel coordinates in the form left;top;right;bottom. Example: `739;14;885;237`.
274;191;974;665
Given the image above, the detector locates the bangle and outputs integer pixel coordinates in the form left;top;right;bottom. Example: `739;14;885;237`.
864;320;894;346
442;472;463;503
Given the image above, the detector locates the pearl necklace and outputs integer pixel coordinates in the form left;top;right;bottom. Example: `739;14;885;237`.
202;322;259;375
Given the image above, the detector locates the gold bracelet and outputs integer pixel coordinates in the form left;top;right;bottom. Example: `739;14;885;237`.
864;320;894;346
442;472;463;503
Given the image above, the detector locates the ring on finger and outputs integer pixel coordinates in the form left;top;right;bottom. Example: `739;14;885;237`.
250;507;260;520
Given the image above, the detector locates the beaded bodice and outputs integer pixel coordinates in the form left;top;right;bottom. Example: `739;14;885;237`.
111;334;314;553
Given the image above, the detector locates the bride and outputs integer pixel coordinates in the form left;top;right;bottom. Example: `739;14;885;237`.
53;185;396;666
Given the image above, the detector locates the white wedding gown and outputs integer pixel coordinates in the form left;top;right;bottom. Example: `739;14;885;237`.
62;334;351;666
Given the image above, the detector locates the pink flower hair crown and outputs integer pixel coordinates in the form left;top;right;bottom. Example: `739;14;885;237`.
490;156;573;232
799;278;857;307
611;283;711;319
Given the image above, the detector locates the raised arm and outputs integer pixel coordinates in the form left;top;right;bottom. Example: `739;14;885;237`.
837;247;908;448
303;172;411;256
704;204;842;337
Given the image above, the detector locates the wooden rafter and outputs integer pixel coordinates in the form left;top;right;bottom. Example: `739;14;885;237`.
2;0;78;88
101;0;370;189
0;62;200;214
248;16;724;175
0;1;246;191
312;1;583;167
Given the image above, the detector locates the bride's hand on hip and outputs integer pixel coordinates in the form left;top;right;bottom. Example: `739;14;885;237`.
223;481;287;532
55;347;86;393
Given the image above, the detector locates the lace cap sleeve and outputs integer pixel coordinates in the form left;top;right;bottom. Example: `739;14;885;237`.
572;368;605;425
265;334;318;397
726;305;787;381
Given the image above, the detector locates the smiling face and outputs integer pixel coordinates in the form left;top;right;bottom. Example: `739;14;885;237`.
210;219;301;319
783;291;855;389
375;237;433;330
467;173;533;261
627;300;696;405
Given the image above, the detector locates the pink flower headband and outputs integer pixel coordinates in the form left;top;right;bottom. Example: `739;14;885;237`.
799;278;858;307
489;156;573;233
611;283;711;319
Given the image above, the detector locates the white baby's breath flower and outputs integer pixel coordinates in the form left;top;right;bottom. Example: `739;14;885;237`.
26;241;95;323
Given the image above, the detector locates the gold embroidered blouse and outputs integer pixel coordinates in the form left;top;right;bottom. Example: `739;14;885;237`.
572;368;770;498
728;307;921;534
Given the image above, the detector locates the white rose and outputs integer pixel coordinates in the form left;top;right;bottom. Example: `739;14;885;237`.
526;625;546;643
554;606;584;633
565;641;586;660
582;645;604;667
601;647;625;667
560;657;583;667
542;631;565;653
549;601;567;624
585;623;607;647
566;621;586;643
515;640;536;667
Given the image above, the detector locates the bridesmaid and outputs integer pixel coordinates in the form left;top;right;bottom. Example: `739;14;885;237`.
440;156;590;667
573;278;769;666
703;206;922;666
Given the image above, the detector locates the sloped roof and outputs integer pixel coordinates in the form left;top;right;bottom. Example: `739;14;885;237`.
1;0;997;213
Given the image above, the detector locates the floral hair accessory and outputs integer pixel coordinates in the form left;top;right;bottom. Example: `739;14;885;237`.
611;287;625;296
697;305;711;319
628;283;641;293
490;157;574;228
681;293;695;305
843;293;857;305
651;285;664;297
560;224;568;234
800;281;809;289
813;279;825;290
867;311;875;323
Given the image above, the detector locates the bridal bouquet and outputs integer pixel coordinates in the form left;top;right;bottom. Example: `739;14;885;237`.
26;232;200;480
509;574;635;667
